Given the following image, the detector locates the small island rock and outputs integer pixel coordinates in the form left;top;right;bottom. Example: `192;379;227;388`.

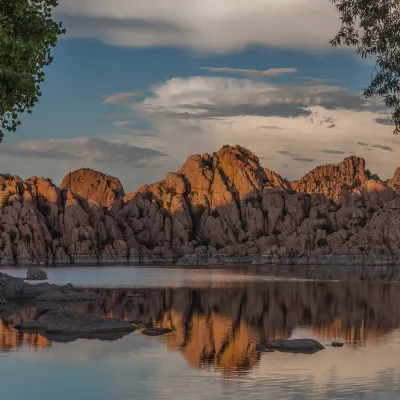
26;268;48;281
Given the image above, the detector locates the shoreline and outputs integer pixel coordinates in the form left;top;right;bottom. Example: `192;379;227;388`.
1;252;400;268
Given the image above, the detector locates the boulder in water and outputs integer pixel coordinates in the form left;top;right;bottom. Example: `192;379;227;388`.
265;338;325;353
26;268;48;280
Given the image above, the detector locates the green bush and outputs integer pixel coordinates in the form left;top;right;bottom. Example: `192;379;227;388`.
103;234;113;245
317;238;328;247
51;230;60;240
38;202;51;217
142;191;153;201
192;204;206;216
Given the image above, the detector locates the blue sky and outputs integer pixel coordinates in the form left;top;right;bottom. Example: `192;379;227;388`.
1;0;398;192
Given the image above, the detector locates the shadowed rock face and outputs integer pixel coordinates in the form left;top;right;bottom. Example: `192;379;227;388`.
1;145;400;265
3;276;400;373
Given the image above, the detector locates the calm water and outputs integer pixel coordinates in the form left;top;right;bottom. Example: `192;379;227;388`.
1;266;400;399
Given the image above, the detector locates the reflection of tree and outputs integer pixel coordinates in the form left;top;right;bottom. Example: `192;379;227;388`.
2;281;400;372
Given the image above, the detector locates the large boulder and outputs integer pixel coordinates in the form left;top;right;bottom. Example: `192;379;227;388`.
26;267;48;281
60;168;125;210
14;309;137;341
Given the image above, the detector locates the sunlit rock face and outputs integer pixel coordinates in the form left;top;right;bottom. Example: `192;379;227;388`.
291;156;370;203
1;145;400;264
60;168;125;210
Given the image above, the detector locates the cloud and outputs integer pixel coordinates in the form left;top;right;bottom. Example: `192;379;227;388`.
327;123;336;128
55;0;341;52
102;92;141;105
259;125;285;130
293;157;317;162
297;77;336;85
321;149;345;154
198;67;298;78
0;137;166;164
140;76;373;121
112;120;137;127
97;113;138;120
374;117;393;126
357;141;369;146
371;144;393;152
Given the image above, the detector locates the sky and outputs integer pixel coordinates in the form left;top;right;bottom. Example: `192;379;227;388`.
1;0;399;192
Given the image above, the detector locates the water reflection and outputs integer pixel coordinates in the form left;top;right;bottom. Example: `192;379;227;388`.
2;280;400;375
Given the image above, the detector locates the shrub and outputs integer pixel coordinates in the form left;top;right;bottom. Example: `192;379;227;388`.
22;234;31;243
317;238;328;247
272;229;281;236
211;209;219;218
350;179;361;189
197;234;210;247
164;186;175;195
142;191;153;201
370;174;380;181
103;234;113;245
255;229;264;239
78;233;86;243
38;202;51;217
318;221;334;234
51;230;60;240
117;220;125;232
192;204;206;216
9;231;17;241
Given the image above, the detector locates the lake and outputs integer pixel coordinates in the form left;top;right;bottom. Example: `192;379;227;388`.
1;265;400;399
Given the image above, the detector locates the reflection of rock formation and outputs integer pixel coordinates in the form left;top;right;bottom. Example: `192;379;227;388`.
2;281;400;372
0;319;50;351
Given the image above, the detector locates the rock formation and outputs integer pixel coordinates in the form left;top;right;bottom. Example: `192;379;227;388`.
291;156;370;202
1;145;400;265
60;168;125;210
387;167;400;192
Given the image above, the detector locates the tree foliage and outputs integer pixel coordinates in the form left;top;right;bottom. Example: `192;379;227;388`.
0;0;65;141
330;0;400;134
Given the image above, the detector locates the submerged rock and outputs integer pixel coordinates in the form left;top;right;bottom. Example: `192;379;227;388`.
26;268;48;281
0;272;101;302
14;309;137;339
265;338;325;353
331;341;344;347
140;327;173;336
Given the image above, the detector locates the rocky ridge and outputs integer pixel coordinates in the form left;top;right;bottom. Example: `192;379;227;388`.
1;145;400;266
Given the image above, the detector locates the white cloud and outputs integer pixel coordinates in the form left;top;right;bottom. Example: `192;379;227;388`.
140;76;372;119
116;75;399;183
56;0;341;52
198;67;298;77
